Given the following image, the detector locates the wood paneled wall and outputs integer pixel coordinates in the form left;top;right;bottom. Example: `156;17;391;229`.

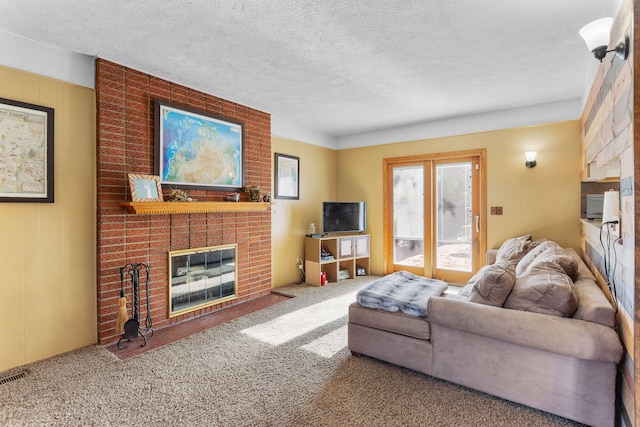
0;65;96;373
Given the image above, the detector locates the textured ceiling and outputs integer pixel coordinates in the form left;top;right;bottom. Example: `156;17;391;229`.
0;1;619;137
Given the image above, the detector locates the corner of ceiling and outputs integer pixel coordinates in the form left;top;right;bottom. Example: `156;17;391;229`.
270;115;338;150
334;99;584;150
0;30;95;89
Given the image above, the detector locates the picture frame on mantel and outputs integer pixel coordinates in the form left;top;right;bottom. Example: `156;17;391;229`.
274;153;300;200
128;174;164;202
0;97;54;203
154;99;245;191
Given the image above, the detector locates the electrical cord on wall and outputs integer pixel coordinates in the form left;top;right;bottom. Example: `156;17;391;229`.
599;221;619;314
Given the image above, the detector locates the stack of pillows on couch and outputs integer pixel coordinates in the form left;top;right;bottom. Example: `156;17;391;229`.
457;235;579;317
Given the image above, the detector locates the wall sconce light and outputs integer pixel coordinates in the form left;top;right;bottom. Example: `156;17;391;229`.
579;17;629;62
525;151;537;168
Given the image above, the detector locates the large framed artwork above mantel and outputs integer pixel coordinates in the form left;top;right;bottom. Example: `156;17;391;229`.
154;99;245;191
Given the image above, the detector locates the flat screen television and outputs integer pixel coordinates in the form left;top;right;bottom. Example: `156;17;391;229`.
322;201;366;233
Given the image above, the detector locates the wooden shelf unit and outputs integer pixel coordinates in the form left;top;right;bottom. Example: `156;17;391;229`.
305;234;370;286
119;201;271;215
579;180;619;219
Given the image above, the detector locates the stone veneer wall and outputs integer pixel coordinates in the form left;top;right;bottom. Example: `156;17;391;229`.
95;59;272;345
579;1;634;424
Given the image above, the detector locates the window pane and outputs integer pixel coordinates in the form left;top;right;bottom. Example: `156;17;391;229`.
393;166;424;267
435;162;472;272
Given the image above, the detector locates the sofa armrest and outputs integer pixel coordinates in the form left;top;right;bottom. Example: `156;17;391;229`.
427;296;622;363
486;249;497;265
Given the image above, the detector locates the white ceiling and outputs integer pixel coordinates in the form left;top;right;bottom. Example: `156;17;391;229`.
0;1;620;141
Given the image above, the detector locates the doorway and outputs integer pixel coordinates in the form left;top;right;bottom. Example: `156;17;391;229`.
383;150;486;283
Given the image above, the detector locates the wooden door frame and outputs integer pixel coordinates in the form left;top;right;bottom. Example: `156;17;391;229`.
383;149;487;279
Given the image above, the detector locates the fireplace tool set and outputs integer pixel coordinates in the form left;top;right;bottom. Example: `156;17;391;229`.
117;262;154;349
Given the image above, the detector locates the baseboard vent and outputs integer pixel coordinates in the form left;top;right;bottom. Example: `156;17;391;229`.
0;370;28;385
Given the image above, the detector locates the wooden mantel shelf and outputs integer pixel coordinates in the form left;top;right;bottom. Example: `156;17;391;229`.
119;201;271;215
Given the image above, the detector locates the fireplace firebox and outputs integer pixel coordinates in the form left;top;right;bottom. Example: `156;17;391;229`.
168;244;238;317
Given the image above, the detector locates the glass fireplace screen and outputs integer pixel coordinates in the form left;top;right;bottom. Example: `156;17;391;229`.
168;244;237;317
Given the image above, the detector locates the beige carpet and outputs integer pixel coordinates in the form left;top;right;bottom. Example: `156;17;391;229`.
0;277;582;426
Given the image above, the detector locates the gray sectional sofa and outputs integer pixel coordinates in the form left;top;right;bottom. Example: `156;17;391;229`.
348;236;623;427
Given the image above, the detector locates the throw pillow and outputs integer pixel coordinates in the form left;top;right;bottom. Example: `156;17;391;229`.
495;234;532;264
458;262;516;307
515;240;559;276
504;261;579;317
527;246;578;281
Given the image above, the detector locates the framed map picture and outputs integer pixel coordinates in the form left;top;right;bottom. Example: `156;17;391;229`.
154;100;244;191
0;97;54;203
274;153;299;200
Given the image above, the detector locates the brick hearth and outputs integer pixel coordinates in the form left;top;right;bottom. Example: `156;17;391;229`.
96;59;272;345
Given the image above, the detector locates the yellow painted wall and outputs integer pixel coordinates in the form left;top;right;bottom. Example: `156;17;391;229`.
271;137;336;287
0;65;96;372
335;121;581;275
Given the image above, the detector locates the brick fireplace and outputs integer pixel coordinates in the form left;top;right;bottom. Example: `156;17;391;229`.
96;59;272;345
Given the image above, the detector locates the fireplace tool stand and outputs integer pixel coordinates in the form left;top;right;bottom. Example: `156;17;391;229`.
117;262;154;349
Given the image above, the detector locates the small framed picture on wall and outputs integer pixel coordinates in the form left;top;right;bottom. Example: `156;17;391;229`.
274;153;299;200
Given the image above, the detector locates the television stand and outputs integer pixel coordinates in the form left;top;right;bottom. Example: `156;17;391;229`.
304;234;370;286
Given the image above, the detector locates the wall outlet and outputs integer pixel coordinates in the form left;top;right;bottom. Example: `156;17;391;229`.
607;217;620;238
490;206;503;215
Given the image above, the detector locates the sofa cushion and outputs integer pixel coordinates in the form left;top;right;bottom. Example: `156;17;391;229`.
505;261;578;317
527;246;579;280
348;302;431;340
568;248;616;327
495;235;532;264
515;240;559;276
458;262;516;307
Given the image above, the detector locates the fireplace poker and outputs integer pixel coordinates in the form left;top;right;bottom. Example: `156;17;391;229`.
118;263;140;349
143;263;154;335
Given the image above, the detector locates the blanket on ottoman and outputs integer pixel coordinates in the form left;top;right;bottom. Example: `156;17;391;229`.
356;271;448;317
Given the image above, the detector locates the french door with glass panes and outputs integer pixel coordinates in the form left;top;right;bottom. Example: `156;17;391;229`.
383;150;485;283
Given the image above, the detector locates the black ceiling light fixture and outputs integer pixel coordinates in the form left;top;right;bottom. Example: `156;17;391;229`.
579;17;629;62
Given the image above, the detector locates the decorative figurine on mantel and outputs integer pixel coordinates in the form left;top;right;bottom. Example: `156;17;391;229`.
226;192;240;202
168;188;196;202
248;186;262;202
